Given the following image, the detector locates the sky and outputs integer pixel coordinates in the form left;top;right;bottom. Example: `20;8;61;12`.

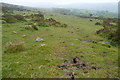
1;0;119;5
1;0;119;12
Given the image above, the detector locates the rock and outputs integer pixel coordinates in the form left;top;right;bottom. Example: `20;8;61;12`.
92;46;95;48
85;36;89;37
35;37;44;41
91;63;95;64
75;64;81;68
99;40;103;41
57;64;68;69
102;42;111;44
80;55;84;58
66;72;75;80
12;31;17;34
74;39;79;40
71;43;74;46
64;60;68;63
101;42;111;48
57;65;61;68
22;35;26;37
71;32;74;33
39;44;46;47
102;51;107;54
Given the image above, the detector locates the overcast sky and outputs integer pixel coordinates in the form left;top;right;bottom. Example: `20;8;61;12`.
1;0;119;5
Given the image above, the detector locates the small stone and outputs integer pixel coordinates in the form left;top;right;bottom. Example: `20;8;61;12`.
91;63;95;64
35;37;44;41
80;55;84;58
74;39;79;40
102;42;111;44
102;52;107;54
81;62;86;67
22;35;26;37
92;46;95;48
57;64;68;70
12;31;17;34
75;64;81;68
64;60;68;63
71;43;74;46
39;44;46;46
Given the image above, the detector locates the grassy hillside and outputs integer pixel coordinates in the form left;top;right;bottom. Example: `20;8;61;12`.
2;3;118;78
47;8;118;18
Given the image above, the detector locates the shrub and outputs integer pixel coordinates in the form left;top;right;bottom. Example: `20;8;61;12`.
31;25;38;30
33;13;44;18
61;24;67;27
3;14;17;23
37;22;48;27
96;18;118;46
14;15;26;21
95;22;101;25
26;22;33;25
31;17;43;22
2;20;7;24
5;42;26;53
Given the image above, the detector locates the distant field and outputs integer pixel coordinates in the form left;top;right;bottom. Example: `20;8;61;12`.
2;12;118;78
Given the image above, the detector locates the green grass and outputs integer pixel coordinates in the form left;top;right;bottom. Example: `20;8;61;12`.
0;26;2;79
2;13;118;78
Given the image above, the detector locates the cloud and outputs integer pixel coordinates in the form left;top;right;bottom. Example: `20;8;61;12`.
1;0;119;5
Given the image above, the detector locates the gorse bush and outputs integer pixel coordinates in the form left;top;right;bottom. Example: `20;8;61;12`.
96;18;118;46
37;22;49;27
3;14;26;23
3;14;17;23
14;15;26;21
31;13;44;22
5;42;26;53
31;17;44;22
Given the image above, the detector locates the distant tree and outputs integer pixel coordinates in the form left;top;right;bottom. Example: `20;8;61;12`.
89;14;93;17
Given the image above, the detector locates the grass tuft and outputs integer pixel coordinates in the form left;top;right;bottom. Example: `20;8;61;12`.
5;41;26;53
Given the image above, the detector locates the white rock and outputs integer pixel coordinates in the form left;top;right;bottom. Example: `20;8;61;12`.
22;35;26;37
35;37;44;41
12;31;17;34
40;44;46;46
74;39;79;40
71;43;74;46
